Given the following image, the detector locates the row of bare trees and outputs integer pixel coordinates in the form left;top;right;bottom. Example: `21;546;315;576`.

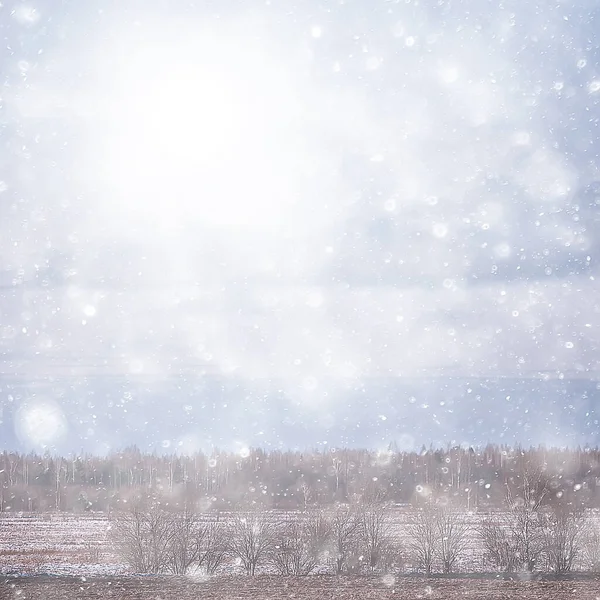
111;500;600;576
110;506;230;575
110;502;403;576
480;504;584;573
406;508;469;575
408;503;593;576
475;470;591;574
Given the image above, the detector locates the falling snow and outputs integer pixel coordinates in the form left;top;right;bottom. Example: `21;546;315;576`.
0;0;597;462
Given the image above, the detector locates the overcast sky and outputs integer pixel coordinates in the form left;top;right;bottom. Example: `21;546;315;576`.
1;0;600;453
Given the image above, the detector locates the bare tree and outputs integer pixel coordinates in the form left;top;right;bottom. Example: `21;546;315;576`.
406;507;437;575
271;520;312;576
271;511;331;575
111;504;176;574
110;507;148;573
359;502;399;573
229;512;276;575
540;506;584;574
479;513;518;573
479;470;547;573
298;479;314;509
435;510;469;574
505;472;547;572
166;509;202;574
202;520;230;575
305;508;333;555
330;504;361;574
111;505;229;576
580;517;600;572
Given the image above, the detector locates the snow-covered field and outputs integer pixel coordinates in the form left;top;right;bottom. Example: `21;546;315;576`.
0;509;485;576
0;513;126;576
0;509;592;576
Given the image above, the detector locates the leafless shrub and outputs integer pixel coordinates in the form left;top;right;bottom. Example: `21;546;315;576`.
406;506;467;575
479;470;547;573
111;504;227;575
330;504;360;574
110;504;176;573
358;502;400;573
406;507;437;575
270;523;301;575
540;506;584;574
202;521;230;575
165;509;205;575
271;511;331;576
168;515;230;575
305;509;333;557
479;513;517;572
228;512;276;575
580;517;600;572
435;510;468;573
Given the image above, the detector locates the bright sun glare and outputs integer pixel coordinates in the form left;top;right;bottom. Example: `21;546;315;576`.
97;34;300;233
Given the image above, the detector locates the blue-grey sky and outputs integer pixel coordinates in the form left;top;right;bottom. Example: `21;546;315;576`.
1;0;600;453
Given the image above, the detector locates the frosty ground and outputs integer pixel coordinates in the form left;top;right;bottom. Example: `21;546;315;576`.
4;575;600;600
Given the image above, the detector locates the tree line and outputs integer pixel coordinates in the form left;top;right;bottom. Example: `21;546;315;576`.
111;502;400;576
110;468;600;576
2;444;600;512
